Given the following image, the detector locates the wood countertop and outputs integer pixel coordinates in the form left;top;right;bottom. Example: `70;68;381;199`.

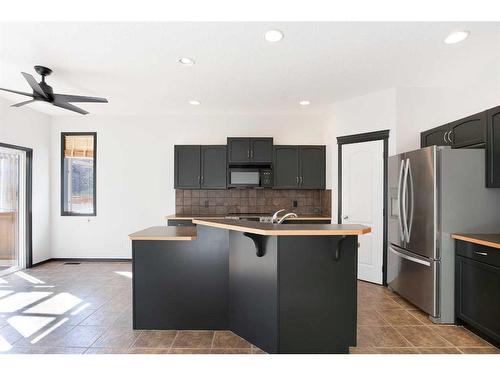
451;233;500;250
129;226;197;241
166;214;332;221
192;219;370;236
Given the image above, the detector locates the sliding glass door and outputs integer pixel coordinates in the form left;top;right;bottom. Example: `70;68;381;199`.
0;146;26;275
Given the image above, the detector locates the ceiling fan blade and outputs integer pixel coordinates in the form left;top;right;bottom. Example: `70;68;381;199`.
0;87;34;97
21;72;47;98
11;99;36;107
53;93;108;103
53;101;89;115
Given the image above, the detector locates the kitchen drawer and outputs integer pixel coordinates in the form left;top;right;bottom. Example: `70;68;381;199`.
456;240;500;268
167;219;195;227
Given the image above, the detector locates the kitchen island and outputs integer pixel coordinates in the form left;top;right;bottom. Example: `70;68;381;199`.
129;219;371;354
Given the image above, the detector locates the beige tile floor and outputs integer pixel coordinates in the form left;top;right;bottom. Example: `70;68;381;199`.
352;280;499;354
0;261;497;354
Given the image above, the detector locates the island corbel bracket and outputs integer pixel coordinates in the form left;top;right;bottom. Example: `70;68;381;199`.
333;235;347;261
243;232;265;257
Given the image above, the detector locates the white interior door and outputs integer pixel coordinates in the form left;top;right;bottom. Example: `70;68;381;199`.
341;140;384;284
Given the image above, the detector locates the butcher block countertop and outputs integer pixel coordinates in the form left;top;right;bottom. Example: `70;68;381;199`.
192;219;370;236
166;214;332;221
451;234;500;250
129;226;197;241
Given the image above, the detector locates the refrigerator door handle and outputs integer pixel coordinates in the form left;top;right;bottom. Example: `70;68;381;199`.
402;158;410;242
389;246;431;267
397;159;405;242
407;159;414;242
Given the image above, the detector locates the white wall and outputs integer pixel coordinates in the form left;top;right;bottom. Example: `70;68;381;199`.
50;113;329;258
325;88;398;222
0;97;52;264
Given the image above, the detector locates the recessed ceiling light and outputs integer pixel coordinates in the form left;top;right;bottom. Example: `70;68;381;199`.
444;31;470;45
189;100;201;106
299;100;310;106
264;30;284;42
178;57;195;65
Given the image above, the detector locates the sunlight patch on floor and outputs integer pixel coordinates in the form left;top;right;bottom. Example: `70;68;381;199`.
0;292;52;313
14;271;45;284
31;317;69;344
7;315;56;337
25;293;82;315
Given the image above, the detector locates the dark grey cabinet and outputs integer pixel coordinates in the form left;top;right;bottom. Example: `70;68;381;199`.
174;145;227;189
487;106;500;187
201;146;227;188
420;107;500;188
274;146;300;188
420;124;450;148
449;112;486;149
227;137;273;163
273;145;326;189
174;145;201;189
455;240;500;346
299;146;326;189
420;112;485;149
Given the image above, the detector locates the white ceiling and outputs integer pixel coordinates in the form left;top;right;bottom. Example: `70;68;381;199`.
0;22;499;116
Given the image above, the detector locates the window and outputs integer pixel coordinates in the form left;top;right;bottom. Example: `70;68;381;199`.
61;133;96;216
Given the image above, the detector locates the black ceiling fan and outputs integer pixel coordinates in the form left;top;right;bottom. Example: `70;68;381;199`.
0;65;108;115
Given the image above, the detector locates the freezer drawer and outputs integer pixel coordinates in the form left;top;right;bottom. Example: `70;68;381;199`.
387;245;439;317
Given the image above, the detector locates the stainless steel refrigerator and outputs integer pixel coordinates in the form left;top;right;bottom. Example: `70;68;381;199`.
387;146;500;323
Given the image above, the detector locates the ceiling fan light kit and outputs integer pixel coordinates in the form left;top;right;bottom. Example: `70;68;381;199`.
0;65;108;115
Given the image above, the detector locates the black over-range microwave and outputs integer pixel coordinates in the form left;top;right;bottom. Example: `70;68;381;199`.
227;166;273;188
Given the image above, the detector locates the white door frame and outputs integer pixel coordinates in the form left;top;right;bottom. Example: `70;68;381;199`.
0;142;32;274
337;130;389;285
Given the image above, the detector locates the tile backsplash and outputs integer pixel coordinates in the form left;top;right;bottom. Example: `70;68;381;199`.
175;189;331;216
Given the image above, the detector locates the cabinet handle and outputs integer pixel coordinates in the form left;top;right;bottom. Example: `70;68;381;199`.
250;149;253;159
198;176;200;183
474;251;488;256
247;150;250;159
300;176;303;183
443;131;448;144
296;176;299;184
201;175;204;184
447;131;453;143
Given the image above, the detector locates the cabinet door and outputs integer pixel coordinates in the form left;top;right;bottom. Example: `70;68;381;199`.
227;138;250;163
273;146;299;189
456;255;500;343
420;124;450;148
174;145;201;189
299;146;326;189
201;145;227;189
487;106;500;187
250;138;273;163
449;112;486;149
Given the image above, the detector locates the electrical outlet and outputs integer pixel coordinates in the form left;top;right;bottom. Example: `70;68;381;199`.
293;200;298;208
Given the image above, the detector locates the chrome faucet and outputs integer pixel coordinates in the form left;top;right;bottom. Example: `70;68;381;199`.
277;212;298;224
271;209;286;223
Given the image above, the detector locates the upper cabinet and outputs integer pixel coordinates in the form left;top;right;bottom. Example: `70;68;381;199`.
227;137;273;163
273;146;326;189
420;106;500;188
448;112;486;149
420;124;451;148
174;145;201;189
299;146;326;189
421;112;486;149
200;146;227;189
487;105;500;187
174;145;227;189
